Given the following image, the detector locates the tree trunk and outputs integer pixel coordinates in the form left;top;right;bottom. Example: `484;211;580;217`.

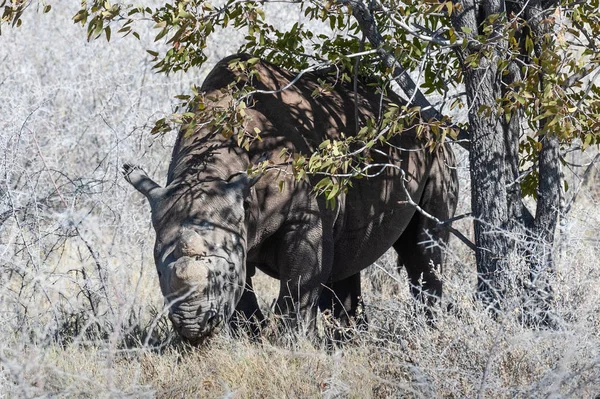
457;0;560;313
502;61;534;229
454;0;512;306
529;133;560;305
463;57;510;306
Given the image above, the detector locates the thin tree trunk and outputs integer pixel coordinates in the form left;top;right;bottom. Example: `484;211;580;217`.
531;134;560;290
503;62;534;230
525;0;560;318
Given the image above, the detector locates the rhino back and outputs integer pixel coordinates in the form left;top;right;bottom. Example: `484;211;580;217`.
170;54;413;175
168;54;447;279
230;57;438;276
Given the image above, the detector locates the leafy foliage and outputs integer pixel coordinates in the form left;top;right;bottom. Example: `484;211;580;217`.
3;0;600;200
1;0;51;32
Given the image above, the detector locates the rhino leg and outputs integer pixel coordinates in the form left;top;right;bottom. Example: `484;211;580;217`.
273;218;333;336
394;152;458;315
229;274;265;339
318;272;368;344
394;213;444;309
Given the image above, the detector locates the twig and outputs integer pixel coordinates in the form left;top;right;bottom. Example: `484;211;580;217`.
376;1;463;48
235;61;333;106
30;127;115;318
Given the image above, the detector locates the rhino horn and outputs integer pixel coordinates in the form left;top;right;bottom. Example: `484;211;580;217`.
122;163;165;204
174;228;204;258
170;257;210;291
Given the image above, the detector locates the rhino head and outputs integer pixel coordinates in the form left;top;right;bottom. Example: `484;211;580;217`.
123;164;251;343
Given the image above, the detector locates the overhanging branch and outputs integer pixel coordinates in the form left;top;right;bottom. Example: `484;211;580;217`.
335;0;471;150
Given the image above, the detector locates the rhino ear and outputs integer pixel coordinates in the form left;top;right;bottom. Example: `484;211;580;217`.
122;164;165;204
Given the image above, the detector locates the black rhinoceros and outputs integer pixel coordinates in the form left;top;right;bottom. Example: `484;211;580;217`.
124;54;458;343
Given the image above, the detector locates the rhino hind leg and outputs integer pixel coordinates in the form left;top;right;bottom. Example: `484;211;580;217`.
395;149;458;317
318;273;368;344
394;200;455;316
394;214;444;311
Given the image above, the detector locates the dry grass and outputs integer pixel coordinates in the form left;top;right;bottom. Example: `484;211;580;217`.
1;4;600;398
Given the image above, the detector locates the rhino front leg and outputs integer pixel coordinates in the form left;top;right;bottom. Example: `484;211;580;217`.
229;274;265;339
273;220;333;337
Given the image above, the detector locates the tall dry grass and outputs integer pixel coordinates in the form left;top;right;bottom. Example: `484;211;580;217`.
1;4;599;398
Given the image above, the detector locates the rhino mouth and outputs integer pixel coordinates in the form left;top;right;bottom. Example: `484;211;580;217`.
168;305;225;344
163;255;241;343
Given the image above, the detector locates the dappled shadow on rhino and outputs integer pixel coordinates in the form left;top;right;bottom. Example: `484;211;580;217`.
124;54;458;345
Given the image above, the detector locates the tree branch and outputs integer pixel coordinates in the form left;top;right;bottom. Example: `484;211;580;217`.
335;0;471;149
376;2;463;48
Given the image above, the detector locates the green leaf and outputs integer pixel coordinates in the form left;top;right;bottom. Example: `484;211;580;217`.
525;34;534;54
73;10;88;24
327;183;339;200
583;133;593;150
315;177;331;191
155;27;168;42
546;115;560;127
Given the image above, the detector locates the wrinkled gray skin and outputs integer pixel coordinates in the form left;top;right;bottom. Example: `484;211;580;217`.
124;54;458;343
